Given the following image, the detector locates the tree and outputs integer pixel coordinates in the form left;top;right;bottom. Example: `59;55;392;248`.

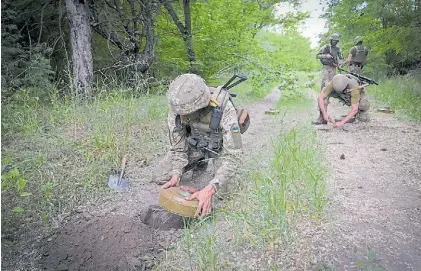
161;0;196;71
323;0;421;74
65;0;93;98
90;0;160;85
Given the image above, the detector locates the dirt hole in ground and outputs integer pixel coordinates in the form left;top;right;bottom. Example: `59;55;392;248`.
38;212;184;271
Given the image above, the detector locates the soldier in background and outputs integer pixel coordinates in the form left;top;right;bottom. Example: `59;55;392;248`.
314;33;344;124
152;74;243;218
346;36;369;74
318;74;370;128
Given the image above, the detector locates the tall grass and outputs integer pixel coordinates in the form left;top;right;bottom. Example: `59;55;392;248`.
369;73;421;121
1;91;168;235
159;124;327;270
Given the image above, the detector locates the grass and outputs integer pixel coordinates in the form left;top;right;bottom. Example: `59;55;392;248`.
158;122;327;270
367;73;421;121
276;71;318;109
1;91;168;237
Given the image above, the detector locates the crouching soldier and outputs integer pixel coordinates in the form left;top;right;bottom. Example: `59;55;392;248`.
318;74;370;128
152;73;243;217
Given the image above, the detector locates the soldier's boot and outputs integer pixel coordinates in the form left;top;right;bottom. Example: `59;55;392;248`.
312;112;327;125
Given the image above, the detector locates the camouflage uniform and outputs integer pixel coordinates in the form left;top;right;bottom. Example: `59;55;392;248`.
314;33;344;123
152;74;242;196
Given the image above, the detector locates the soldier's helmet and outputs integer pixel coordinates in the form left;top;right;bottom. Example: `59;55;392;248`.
332;74;350;91
354;36;363;43
168;73;211;115
330;33;340;41
332;74;359;91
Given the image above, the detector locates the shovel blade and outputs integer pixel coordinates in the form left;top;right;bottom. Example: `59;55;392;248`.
108;175;130;192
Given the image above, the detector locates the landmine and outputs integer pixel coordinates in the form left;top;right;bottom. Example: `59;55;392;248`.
141;186;199;230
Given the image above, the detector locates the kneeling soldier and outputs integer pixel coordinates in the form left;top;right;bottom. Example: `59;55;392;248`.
318;74;370;128
153;73;243;217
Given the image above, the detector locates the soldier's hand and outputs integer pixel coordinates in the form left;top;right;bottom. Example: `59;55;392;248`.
161;175;180;189
323;114;334;124
326;54;333;59
333;121;344;128
188;184;215;218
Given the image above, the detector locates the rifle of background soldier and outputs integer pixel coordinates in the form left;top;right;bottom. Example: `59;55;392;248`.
338;67;379;85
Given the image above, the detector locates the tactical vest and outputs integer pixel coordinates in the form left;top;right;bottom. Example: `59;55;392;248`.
180;88;250;153
352;45;367;64
181;107;223;153
320;45;341;66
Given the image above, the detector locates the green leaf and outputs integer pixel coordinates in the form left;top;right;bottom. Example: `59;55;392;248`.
12;207;24;213
17;179;27;192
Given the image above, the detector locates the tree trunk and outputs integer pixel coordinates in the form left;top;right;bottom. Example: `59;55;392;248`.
162;0;196;71
183;0;196;66
65;0;93;98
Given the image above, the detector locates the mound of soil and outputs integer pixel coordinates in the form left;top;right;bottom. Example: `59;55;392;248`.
38;213;164;271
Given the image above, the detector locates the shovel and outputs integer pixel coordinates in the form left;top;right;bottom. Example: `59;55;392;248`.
108;155;130;191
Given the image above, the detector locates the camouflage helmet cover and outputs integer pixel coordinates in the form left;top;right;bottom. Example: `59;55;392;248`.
168;73;211;115
330;33;340;41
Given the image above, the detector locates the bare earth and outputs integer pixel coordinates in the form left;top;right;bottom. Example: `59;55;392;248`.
3;89;421;270
290;98;421;270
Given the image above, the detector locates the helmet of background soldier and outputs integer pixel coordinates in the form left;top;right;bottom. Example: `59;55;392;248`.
332;74;359;92
330;33;340;41
167;73;211;115
354;36;363;44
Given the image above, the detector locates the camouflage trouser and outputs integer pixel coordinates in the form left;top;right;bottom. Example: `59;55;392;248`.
317;65;337;117
356;89;370;121
320;65;337;90
348;63;362;74
152;148;229;192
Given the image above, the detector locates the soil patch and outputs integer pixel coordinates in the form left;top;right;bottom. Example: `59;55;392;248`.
38;213;177;271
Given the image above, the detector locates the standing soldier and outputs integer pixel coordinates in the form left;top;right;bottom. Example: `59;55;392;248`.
152;73;244;218
346;36;369;74
314;33;344;124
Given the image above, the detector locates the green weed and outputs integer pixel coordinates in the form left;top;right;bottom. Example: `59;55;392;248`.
369;74;421;121
1;92;168;238
159;123;327;269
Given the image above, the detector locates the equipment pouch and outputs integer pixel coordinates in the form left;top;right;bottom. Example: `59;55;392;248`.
210;108;223;131
236;108;250;134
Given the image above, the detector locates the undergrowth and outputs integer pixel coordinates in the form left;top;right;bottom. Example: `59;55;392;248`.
1;91;168;237
369;73;421;121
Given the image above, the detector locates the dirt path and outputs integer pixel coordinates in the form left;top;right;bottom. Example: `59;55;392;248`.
290;100;421;270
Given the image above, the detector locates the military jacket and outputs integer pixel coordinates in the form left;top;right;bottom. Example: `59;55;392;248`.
349;45;368;64
322;76;362;105
167;92;242;192
316;44;344;66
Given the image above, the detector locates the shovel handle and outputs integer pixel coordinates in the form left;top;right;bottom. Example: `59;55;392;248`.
118;155;127;183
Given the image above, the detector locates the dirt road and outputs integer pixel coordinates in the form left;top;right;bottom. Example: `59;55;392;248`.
290;100;421;270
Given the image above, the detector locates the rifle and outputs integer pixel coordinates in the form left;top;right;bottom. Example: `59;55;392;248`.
222;73;248;98
338;68;378;85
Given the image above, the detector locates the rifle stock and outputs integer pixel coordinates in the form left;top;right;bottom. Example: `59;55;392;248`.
338;68;378;85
